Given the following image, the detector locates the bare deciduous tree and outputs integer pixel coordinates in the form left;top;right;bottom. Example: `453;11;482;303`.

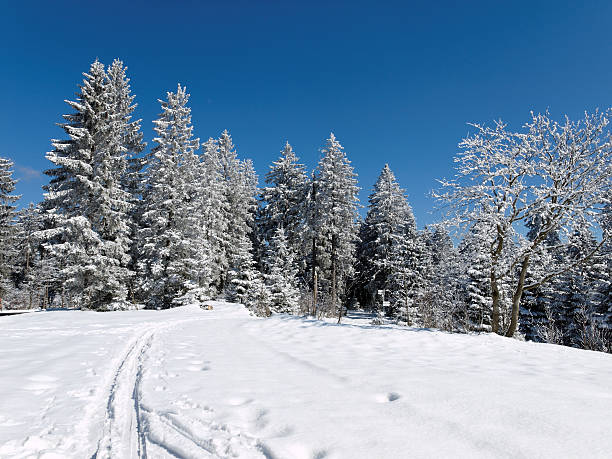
436;110;612;337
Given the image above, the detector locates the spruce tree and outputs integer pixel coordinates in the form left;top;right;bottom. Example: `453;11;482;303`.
211;130;258;293
41;60;135;309
106;59;146;300
260;142;308;268
14;203;44;308
553;222;609;347
313;133;359;322
136;84;203;308
264;227;301;314
601;199;612;328
0;157;20;306
200;137;231;294
458;221;493;330
228;237;269;314
356;164;417;315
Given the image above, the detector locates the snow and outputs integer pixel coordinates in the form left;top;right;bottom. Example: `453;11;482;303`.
1;302;611;458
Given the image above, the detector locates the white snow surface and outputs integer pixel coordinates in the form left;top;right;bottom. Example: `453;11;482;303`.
1;302;611;458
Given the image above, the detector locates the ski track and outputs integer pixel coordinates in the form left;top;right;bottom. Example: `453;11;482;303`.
90;328;150;458
88;317;205;459
89;309;265;459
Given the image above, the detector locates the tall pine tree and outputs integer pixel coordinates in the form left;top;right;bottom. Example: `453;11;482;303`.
41;60;137;309
0;157;20;306
312;133;359;322
136;84;203;308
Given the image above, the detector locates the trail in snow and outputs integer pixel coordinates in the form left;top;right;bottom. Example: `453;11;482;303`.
1;302;612;458
91;327;152;459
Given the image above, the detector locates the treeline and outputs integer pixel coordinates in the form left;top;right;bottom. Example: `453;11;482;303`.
0;59;610;352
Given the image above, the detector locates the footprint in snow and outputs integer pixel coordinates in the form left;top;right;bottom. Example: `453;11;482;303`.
254;408;269;429
375;392;401;403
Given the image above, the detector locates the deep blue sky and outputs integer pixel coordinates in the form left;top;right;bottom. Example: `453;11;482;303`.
2;1;612;226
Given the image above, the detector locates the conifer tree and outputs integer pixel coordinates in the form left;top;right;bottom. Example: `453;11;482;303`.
312;133;359;322
0;157;20;306
210;130;259;292
260;142;308;267
136;84;203;308
552;222;609;346
458;221;493;330
356;164;417;315
416;225;463;329
106;59;146;300
41;60;135;309
264;227;301;314
200;137;230;293
601;199;612;328
228;237;269;314
14;203;44;308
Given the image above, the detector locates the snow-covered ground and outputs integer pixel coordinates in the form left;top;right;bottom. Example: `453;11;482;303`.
1;302;611;458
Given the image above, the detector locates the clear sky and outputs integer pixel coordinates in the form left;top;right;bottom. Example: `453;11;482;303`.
2;0;612;226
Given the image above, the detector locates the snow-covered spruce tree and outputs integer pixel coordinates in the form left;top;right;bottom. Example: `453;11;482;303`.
386;224;425;325
436;111;612;337
178;131;214;303
264;227;301;314
243;158;263;270
303;171;324;315
41;60;136;310
600;198;612;329
136;84;205;309
14;203;44;308
458;221;494;331
418;225;464;330
553;221;609;349
106;59;146;300
200;137;230;294
212;130;259;294
259;142;308;275
228;236;270;315
0;157;20;306
356;164;418;316
312;133;359;323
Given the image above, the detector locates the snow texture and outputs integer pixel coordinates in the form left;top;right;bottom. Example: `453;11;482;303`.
1;303;611;458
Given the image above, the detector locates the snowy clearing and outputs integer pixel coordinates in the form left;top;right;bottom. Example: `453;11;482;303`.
1;302;611;458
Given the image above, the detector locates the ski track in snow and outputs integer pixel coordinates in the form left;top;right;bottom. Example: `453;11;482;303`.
90;325;154;459
87;311;264;459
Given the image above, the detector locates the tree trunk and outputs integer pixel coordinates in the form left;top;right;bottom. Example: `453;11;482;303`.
489;231;505;334
505;256;530;337
332;236;340;323
405;285;411;326
490;269;501;334
312;234;318;317
313;269;318;317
